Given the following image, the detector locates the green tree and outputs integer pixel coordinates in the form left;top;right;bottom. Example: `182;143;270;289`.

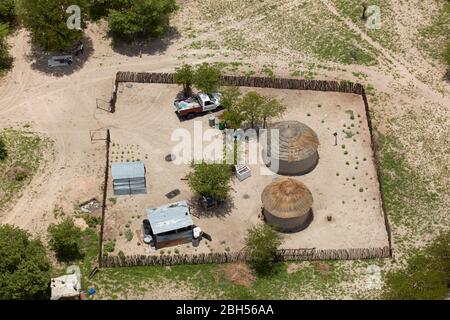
188;161;232;201
0;225;52;300
48;218;83;262
107;0;178;43
245;224;281;276
238;91;266;128
383;231;449;300
194;63;222;94
174;64;195;96
260;97;287;128
21;0;89;51
0;0;16;25
221;86;244;129
0;23;12;71
0;136;7;160
89;0;132;20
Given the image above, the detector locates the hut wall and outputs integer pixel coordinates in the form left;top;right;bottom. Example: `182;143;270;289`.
263;150;319;175
263;208;313;233
277;151;319;175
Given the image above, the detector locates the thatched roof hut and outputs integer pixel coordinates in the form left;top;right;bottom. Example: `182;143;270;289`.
261;178;314;233
264;121;319;175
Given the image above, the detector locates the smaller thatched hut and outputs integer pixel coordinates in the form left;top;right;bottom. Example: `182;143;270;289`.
263;121;319;175
261;178;313;233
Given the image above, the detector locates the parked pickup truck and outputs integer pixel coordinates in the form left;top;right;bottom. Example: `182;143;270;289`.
174;93;222;120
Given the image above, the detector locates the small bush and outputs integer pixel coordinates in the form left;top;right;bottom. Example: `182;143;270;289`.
245;224;281;276
83;215;100;228
104;241;115;253
14;172;28;181
48;218;83;262
0;137;7;161
125;229;133;242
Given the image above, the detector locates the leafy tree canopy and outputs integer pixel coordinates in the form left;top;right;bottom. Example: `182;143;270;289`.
0;0;16;25
0;225;52;300
174;63;195;96
188;161;232;201
21;0;89;51
107;0;177;43
194;63;222;94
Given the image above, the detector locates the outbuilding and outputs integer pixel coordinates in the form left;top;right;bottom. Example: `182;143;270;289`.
147;200;194;249
111;162;147;196
261;178;314;233
263;121;319;175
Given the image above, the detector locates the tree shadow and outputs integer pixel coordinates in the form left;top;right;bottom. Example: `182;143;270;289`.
110;27;181;57
27;35;94;77
189;197;235;219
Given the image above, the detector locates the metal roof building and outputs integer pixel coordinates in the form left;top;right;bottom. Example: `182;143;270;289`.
146;200;194;249
111;162;147;196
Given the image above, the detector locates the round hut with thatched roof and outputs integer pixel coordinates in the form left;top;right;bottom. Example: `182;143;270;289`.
263;121;319;175
261;178;314;233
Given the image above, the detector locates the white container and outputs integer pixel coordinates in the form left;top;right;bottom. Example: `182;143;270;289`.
235;165;252;181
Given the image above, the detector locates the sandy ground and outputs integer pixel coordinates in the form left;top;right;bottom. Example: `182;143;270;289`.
104;83;388;255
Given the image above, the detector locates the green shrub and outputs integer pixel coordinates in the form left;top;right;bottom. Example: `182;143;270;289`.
0;136;7;160
104;241;115;253
83;214;100;228
48;218;83;262
15;172;28;182
245;224;281;276
125;229;133;242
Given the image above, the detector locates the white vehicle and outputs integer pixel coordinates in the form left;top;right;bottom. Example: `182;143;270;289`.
174;93;222;120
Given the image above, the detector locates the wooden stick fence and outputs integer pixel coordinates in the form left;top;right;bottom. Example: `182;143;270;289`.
98;129;111;268
102;246;391;268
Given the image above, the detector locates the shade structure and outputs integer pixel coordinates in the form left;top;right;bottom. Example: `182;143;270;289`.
111;162;147;196
261;178;313;233
263;121;319;175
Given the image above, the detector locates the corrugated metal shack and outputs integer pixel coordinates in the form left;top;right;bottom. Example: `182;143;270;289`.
147;201;194;249
111;162;147;196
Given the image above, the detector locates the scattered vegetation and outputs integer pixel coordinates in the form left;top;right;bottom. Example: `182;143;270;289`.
0;129;50;210
383;230;449;300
